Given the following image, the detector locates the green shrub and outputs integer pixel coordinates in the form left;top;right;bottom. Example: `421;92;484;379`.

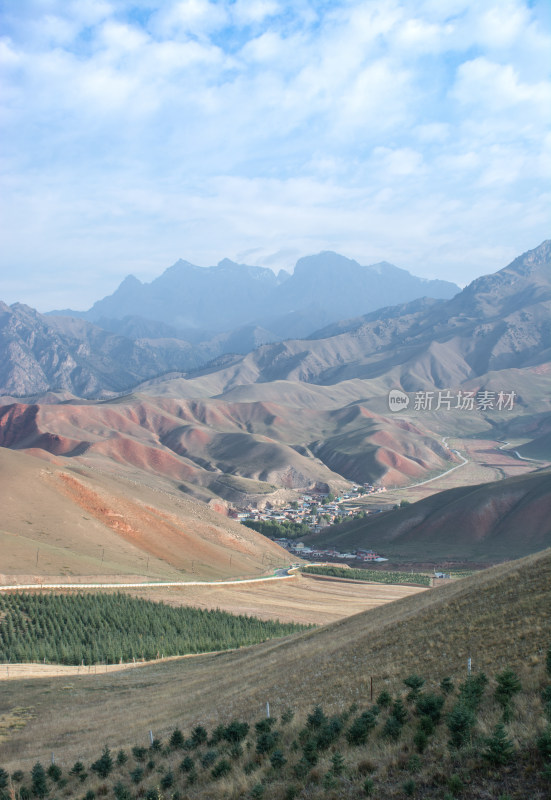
293;757;311;780
11;770;24;784
131;746;146;762
160;770;174;790
211;759;231;779
407;754;422;773
418;715;435;735
413;728;428;754
209;724;227;745
404;674;425;701
115;750;127;766
302;738;318;766
494;669;521;721
256;730;279;755
31;762;48;798
307;705;327;729
416;693;444;724
190;725;208;747
458;673;487;711
536;726;551;761
169;728;185;749
392;698;408;725
91;747;114;780
315;716;343;749
255;718;276;735
179;756;195;773
47;764;61;783
224;720;249;743
376;690;392;708
129;767;144;784
331;751;345;776
363;777;375;796
270;749;287;770
323;771;338;789
200;750;218;768
113;781;131;800
0;770;8;791
447;774;463;796
281;707;295;725
440;677;454;695
447;704;475;749
546;644;551;677
382;715;403;741
346;709;378;745
403;778;416;796
229;742;243;759
250;783;265;799
483;723;514;766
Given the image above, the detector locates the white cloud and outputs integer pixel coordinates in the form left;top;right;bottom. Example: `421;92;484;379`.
231;0;280;26
452;57;551;117
1;0;550;309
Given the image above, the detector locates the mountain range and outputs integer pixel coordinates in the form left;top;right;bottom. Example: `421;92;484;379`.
0;241;549;501
1;251;460;398
53;251;460;338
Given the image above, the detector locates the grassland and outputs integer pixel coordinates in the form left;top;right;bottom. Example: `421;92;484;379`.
2;654;550;799
0;548;549;772
119;572;426;625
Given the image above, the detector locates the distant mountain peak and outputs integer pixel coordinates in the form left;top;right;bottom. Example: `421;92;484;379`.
119;274;142;288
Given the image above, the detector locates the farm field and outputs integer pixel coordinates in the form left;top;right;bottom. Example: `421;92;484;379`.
120;572;426;625
355;437;548;509
0;548;549;771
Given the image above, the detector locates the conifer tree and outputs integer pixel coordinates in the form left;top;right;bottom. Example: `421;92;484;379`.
483;722;514;766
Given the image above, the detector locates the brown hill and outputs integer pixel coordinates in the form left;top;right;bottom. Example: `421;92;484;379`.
0;447;289;582
308;467;551;563
162;240;550;393
2;547;549;768
0;391;458;500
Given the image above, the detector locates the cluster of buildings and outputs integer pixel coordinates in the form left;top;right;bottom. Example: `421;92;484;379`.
232;486;389;563
277;542;387;563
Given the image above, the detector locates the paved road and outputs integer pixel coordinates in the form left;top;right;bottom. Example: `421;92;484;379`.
399;437;469;489
0;571;296;592
497;440;541;462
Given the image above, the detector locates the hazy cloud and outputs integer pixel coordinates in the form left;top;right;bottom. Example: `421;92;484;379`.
1;0;549;310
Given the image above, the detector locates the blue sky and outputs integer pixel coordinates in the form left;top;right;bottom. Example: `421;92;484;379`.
1;0;550;311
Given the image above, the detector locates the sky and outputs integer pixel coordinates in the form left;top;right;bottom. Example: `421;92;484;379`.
1;0;550;312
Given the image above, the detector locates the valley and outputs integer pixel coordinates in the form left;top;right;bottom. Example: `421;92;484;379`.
0;241;550;798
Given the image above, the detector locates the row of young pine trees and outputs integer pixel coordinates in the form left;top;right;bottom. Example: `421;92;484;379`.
2;647;550;799
0;592;309;665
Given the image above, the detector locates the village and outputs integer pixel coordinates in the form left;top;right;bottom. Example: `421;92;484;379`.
230;483;390;564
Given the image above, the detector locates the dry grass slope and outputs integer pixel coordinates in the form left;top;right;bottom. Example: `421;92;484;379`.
1;548;549;770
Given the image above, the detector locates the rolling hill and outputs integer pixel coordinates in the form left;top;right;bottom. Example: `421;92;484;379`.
1;546;549;769
0;447;289;583
0;393;459;503
307;467;551;564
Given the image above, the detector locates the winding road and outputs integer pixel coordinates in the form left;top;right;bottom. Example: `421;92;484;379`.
0;569;296;593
